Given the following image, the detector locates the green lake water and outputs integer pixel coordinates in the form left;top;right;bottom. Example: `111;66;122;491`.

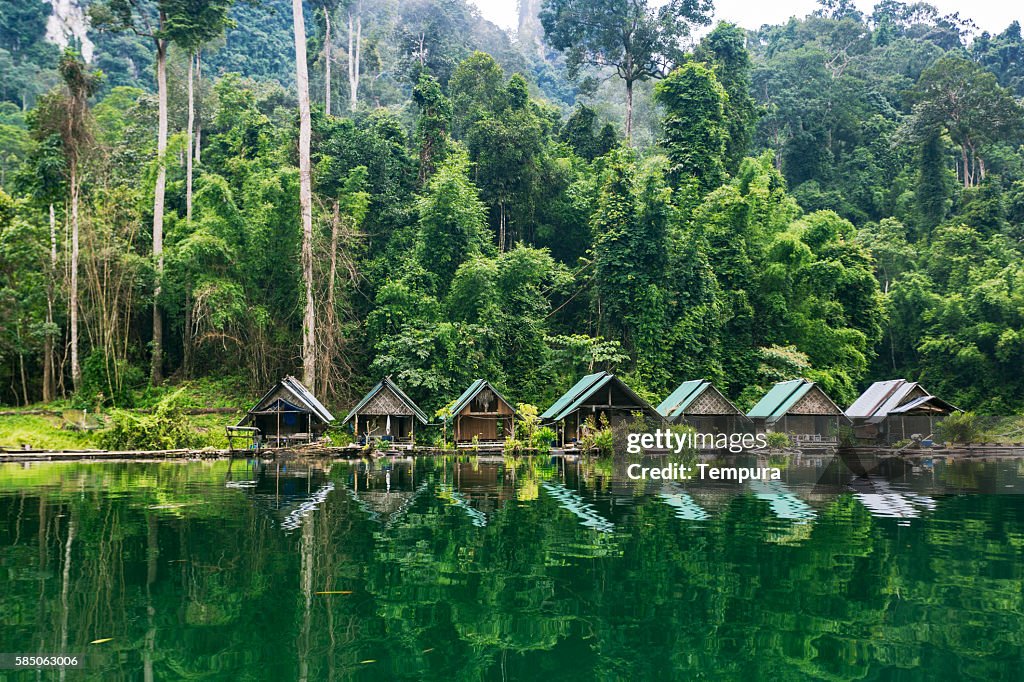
1;454;1023;680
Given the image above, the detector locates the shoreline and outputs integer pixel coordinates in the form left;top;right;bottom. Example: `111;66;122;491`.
3;443;1024;464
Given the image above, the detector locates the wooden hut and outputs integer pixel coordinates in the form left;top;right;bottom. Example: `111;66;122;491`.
657;379;751;434
540;371;661;446
342;376;428;447
747;379;848;442
231;375;334;448
449;379;517;445
846;380;957;443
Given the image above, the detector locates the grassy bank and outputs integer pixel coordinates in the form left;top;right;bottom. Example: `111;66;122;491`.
0;378;250;451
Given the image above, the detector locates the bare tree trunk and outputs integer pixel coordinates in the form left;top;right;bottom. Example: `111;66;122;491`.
347;11;361;111
186;52;195;222
183;289;193;378
321;201;340;396
195;52;202;164
293;0;317;387
70;165;81;391
151;37;168;385
324;11;332;116
961;143;970;189
624;79;633;142
43;204;57;402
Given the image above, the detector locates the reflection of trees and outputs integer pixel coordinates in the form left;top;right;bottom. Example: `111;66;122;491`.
2;460;1024;679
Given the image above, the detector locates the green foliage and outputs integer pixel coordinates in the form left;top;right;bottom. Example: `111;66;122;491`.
936;411;980;443
101;389;203;450
766;431;791;449
655;62;727;192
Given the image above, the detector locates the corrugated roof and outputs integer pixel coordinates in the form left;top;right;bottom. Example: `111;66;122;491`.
448;379;517;420
747;380;810;421
543;373;662;423
238;376;335;427
847;380;956;421
554;373;615;422
342;376;429;425
282;376;335;422
845;379;905;419
889;395;957;414
657;380;706;418
540;372;607;420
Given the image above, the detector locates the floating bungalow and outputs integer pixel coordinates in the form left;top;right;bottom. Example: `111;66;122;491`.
845;379;957;443
449;379;518;445
657;379;751;434
342;376;429;447
747;379;848;442
230;375;334;449
540;371;661;446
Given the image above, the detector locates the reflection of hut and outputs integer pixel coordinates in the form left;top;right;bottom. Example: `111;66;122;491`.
342;376;428;447
747;379;848;442
845;380;957;443
449;379;517;444
540;371;661;446
232;376;334;448
657;379;751;434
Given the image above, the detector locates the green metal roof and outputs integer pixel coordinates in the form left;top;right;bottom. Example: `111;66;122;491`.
747;379;813;423
447;379;517;421
540;372;607;420
554;373;615;422
656;380;708;418
342;376;429;425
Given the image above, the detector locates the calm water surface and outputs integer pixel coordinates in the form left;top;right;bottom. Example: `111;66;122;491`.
1;453;1023;680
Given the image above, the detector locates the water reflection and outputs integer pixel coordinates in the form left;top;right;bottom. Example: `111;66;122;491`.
0;453;1023;680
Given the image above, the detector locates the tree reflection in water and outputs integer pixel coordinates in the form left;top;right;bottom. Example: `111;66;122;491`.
0;455;1022;680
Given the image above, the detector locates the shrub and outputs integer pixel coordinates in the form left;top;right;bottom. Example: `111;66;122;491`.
592;428;615;456
101;389;201;451
531;426;556;451
766;432;790;449
74;350;146;409
936;411;980;443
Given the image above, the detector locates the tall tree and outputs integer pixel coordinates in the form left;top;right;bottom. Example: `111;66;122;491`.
694;22;759;174
413;73;451;185
90;0;172;384
654;62;727;193
30;51;102;393
162;0;234;223
539;0;713;139
912;55;1023;188
292;0;316;386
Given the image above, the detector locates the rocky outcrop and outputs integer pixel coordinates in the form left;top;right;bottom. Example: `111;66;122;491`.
45;0;96;62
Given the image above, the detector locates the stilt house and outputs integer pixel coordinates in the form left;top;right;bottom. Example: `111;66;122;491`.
747;379;849;442
342;376;429;446
233;376;334;447
657;379;751;434
449;379;517;444
540;371;661;446
846;380;957;443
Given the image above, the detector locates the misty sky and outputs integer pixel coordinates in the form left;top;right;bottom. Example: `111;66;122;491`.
469;0;1022;36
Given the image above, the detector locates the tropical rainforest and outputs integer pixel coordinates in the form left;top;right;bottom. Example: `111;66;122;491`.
0;0;1022;418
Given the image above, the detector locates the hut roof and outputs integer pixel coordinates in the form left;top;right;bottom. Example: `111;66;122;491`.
237;376;334;426
846;380;957;422
540;371;660;423
656;379;748;421
448;379;517;419
747;379;845;424
342;376;429;425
